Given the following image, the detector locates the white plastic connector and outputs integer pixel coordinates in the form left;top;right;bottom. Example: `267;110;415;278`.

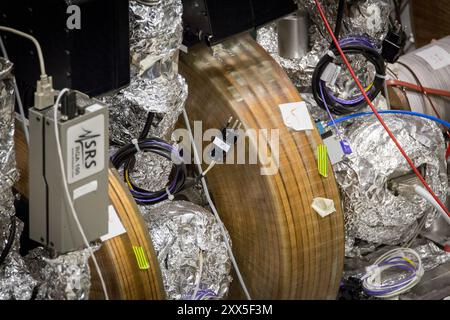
34;75;56;110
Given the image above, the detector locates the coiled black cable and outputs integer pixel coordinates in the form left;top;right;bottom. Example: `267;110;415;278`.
312;36;386;115
111;138;189;205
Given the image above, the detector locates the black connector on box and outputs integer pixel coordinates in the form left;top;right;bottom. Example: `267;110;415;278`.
382;23;407;63
61;90;77;121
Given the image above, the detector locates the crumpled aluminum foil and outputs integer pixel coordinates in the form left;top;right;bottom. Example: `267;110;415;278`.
105;0;187;144
104;75;187;144
128;152;173;192
414;241;450;271
257;0;392;89
25;247;97;300
140;201;232;300
106;0;187;195
130;0;183;70
0;58;37;300
334;116;447;256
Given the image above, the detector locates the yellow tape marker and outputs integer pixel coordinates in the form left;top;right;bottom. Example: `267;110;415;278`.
133;246;150;270
318;144;328;178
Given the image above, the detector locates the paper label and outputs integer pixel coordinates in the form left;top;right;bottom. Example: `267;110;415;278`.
415;45;450;70
323;136;345;165
279;102;314;131
213;137;231;153
100;205;126;242
67;114;105;184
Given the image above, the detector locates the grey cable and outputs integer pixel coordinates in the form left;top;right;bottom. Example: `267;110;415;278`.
0;26;46;76
182;108;252;300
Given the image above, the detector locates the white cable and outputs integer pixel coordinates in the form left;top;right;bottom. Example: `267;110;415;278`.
182;108;252;300
0;26;46;76
202;161;216;177
362;247;424;299
0;36;30;145
415;185;450;226
53;89;109;300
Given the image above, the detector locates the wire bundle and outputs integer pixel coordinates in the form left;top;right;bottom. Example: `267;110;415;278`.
111;138;188;205
362;248;424;299
312;36;386;115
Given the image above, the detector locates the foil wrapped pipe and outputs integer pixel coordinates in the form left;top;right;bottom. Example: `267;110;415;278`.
104;74;188;144
334;116;448;257
140;201;232;300
0;58;37;300
130;0;184;73
105;0;187;144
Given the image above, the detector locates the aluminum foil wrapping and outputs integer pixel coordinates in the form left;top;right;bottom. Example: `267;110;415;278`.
335;116;447;256
105;75;187;144
413;241;450;271
25;247;96;300
0;58;37;300
106;0;187;194
106;0;187;143
257;0;392;89
130;0;183;68
140;201;232;300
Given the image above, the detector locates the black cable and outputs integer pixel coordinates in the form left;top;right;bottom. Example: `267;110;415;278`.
110;112;156;147
334;0;346;41
139;112;155;141
0;215;16;267
111;137;189;205
312;42;386;115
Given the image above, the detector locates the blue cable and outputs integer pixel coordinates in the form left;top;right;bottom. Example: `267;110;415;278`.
327;110;450;129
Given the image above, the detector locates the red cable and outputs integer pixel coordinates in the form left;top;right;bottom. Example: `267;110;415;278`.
314;0;450;217
387;79;450;99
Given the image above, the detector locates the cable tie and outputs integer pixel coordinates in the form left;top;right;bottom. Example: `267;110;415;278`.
375;73;387;79
132;138;142;153
326;50;336;58
165;187;175;201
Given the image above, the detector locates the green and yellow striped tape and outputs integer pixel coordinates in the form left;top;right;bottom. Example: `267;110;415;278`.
133;246;150;270
317;144;328;178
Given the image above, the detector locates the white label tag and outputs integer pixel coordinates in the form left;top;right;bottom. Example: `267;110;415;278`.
320;63;341;86
323;135;345;165
415;45;450;70
67;114;105;184
73;180;98;200
100;205;126;242
86;103;104;114
279;102;314;131
213;137;231;153
180;44;188;54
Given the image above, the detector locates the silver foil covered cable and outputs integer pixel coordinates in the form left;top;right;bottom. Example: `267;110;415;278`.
0;58;37;300
334;116;447;256
140;201;232;300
